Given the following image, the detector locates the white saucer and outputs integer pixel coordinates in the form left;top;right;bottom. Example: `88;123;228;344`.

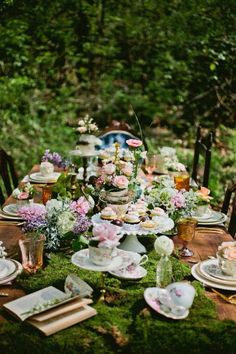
0;260;23;285
200;259;236;282
191;263;236;291
71;248;123;272
109;265;147;280
29;172;61;183
0;259;16;279
144;287;189;320
196;211;227;225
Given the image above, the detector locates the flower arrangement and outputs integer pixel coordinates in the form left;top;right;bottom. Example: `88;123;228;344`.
42;150;69;169
218;242;236;260
159;146;186;172
12;183;36;200
18;197;92;250
96;141;146;196
196;187;213;205
89;223;122;249
147;178;197;222
76;114;98;135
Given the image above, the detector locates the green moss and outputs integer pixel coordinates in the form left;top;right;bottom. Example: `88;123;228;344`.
1;251;236;354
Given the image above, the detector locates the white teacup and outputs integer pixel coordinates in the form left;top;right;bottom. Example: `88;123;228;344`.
40;161;54;177
126;254;148;272
217;252;236;277
194;205;210;217
64;274;93;297
89;246;114;266
166;282;195;309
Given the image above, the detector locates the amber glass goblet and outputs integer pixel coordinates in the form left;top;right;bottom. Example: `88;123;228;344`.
177;217;198;257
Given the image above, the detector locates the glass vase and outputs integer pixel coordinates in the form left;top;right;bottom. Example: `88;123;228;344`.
156;255;172;288
19;235;45;273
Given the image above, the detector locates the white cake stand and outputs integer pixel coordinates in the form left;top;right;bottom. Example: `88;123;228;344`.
118;233;147;253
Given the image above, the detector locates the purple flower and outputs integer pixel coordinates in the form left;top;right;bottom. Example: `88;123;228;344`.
171;192;185;209
42;150;69;169
73;216;92;234
18;204;47;233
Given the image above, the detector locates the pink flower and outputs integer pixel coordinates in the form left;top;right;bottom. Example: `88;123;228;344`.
18;204;46;221
171;192;185;208
70;197;90;216
223;246;236;260
112;175;129;189
92;224;122;248
126;139;143;148
121;162;133;177
102;163;116;175
18;191;30;200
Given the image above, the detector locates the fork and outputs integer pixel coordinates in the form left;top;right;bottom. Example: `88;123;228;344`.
211;288;236;304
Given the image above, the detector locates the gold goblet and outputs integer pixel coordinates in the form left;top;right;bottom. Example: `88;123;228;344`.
177;217;198;257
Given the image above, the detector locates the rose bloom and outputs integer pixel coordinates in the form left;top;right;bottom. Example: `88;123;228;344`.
92;224;121;248
112;175;129;189
223;246;236;260
18;191;30;200
70;197;90;216
120;162;133;177
126;139;143;148
102;163;116;175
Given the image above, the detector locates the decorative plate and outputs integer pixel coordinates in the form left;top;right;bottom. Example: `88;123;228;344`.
196;211;227;225
29;172;61;183
0;259;16;279
200;259;236;282
109;265;147;280
2;203;43;217
71;248;124;272
144;287;189;320
0;260;23;285
0;211;23;220
191;264;236;291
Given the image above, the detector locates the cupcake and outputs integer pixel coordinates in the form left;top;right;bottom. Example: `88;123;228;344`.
140;220;158;230
149;207;166;218
123;212;140;224
136;207;147;217
100;207;117;220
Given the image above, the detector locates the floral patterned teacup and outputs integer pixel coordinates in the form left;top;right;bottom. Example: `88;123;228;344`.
40;161;54;177
89;246;114;266
166;282;195;309
126;254;148;272
217;252;236;277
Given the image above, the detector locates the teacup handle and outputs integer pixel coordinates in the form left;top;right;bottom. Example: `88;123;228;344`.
139;254;148;266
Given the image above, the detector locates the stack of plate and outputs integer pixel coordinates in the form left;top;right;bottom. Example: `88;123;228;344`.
191;258;236;291
0;258;23;285
29;172;61;183
193;210;227;226
0;204;23;221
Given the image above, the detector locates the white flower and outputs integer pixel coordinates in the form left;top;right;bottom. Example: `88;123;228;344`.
102;163;116;175
89;123;98;131
0;241;7;258
46;199;64;217
154;236;174;256
77;126;87;134
57;211;76;235
77;120;85;126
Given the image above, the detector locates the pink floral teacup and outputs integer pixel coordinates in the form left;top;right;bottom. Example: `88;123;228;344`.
89;246;114;266
166;282;195;309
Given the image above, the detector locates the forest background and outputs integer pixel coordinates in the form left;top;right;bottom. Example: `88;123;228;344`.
0;0;235;205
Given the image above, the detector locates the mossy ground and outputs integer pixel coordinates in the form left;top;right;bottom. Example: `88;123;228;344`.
1;236;236;354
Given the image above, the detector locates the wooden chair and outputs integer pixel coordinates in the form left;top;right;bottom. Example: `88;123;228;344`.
0;149;18;205
98;120;146;150
221;183;236;237
191;126;213;188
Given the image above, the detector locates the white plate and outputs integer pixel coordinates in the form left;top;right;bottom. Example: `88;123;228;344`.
71;248;123;272
196;211;227;225
109;265;147;280
0;211;23;221
0;259;16;279
2;203;43;217
191;263;236;291
29;172;61;183
0;260;23;285
144;287;189;320
92;213;174;235
198;261;236;286
200;259;236;282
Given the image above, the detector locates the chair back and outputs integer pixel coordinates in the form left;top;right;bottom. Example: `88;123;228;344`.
221;183;236;237
98;120;145;150
191;126;213;188
0;149;18;205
